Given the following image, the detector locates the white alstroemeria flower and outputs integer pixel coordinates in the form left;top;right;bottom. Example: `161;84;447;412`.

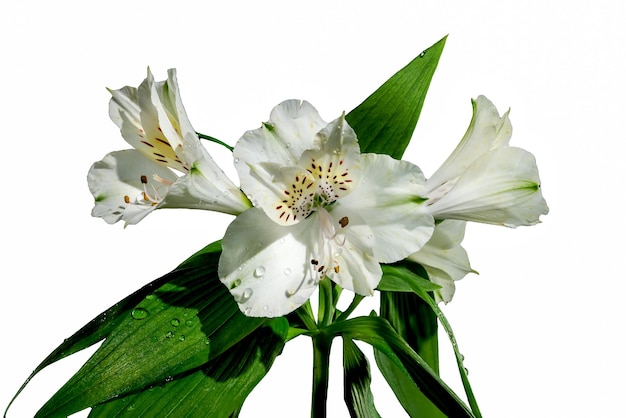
219;100;434;317
408;220;476;303
425;96;549;227
88;68;251;226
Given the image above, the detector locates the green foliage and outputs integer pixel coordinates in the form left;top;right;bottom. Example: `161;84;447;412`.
342;338;381;418
346;36;446;159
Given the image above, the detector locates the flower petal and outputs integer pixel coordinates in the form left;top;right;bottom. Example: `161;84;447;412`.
234;99;326;170
408;220;475;303
87;150;178;226
322;208;381;296
218;208;319;317
427;95;512;194
427;147;549;226
161;146;252;215
339;153;435;263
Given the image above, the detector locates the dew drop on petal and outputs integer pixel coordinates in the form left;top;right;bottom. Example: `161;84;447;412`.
283;268;291;276
240;288;253;303
263;305;269;311
254;266;266;278
234;158;240;163
244;307;252;316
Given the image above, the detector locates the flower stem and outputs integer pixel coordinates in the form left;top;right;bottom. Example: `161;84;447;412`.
311;332;332;418
196;132;234;151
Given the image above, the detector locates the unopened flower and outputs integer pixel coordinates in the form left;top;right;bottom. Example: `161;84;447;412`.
88;68;250;226
219;100;434;317
425;96;549;227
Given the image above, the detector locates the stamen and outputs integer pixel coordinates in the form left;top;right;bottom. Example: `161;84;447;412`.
153;174;174;186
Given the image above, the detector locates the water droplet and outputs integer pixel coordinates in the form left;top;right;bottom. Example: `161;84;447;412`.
285;143;291;148
464;367;469;375
234;158;240;163
230;278;242;289
146;294;156;300
151;336;158;342
240;288;253;303
419;50;426;58
164;375;174;383
267;311;274;318
334;248;343;257
178;335;186;342
131;308;148;320
254;266;266;278
283;268;291;276
185;320;193;327
165;331;174;338
204;338;211;345
127;404;136;412
244;307;252;316
263;305;269;311
171;318;180;327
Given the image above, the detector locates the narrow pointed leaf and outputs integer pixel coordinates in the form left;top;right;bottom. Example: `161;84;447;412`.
382;264;483;418
346;36;446;159
326;316;474;418
33;242;265;418
378;264;444;416
89;318;288;417
343;337;380;418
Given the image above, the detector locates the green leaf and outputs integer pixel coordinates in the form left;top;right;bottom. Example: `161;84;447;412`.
382;264;483;418
377;264;441;293
379;263;445;416
346;36;446;159
89;318;288;418
342;337;380;418
325;316;474;418
26;241;266;418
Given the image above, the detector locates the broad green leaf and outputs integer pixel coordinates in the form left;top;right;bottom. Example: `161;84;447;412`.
382;264;483;418
89;318;288;418
325;316;474;418
346;36;446;159
32;241;265;418
342;337;380;418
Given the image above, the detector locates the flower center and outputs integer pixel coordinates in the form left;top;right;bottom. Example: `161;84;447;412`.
275;157;353;223
128;173;174;206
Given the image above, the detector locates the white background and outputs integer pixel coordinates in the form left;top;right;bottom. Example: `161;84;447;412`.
2;1;625;417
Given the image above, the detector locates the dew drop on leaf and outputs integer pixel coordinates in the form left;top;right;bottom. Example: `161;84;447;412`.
171;318;180;327
131;308;148;320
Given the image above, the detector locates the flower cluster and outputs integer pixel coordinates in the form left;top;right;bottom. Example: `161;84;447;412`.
89;69;548;316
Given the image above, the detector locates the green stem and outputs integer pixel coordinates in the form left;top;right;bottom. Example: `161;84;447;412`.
196;132;234;151
311;333;332;418
317;278;334;327
335;294;364;322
